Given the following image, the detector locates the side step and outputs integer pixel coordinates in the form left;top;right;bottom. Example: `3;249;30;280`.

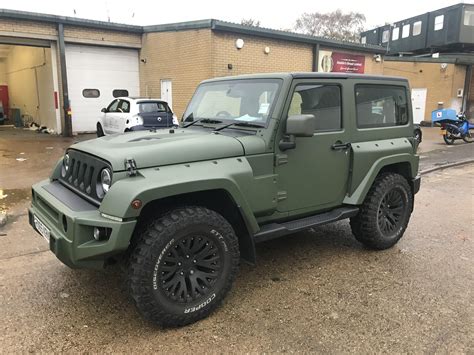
253;206;359;243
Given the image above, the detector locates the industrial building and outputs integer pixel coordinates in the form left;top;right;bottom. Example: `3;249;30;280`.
361;3;474;122
0;9;385;136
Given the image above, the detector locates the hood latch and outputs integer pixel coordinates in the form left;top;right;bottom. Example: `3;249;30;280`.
124;158;138;176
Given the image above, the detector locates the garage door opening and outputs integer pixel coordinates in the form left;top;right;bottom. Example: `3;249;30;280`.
65;45;140;133
0;44;59;133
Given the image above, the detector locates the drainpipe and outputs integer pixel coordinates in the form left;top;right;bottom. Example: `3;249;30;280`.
462;64;472;115
57;23;72;137
312;43;320;72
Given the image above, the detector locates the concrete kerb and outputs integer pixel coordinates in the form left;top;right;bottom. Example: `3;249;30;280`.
420;158;474;175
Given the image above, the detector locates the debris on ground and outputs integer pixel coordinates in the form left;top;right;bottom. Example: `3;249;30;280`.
0;212;7;227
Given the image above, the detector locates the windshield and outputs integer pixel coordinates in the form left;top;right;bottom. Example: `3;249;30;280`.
183;79;281;125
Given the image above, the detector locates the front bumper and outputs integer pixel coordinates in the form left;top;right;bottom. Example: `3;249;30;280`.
29;179;136;269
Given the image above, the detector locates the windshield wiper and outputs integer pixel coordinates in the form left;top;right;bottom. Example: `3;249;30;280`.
183;118;223;128
213;121;265;132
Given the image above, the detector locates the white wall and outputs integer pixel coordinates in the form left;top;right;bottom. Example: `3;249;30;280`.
5;46;56;130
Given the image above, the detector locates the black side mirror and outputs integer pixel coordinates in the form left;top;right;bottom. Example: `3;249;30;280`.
101;108;107;113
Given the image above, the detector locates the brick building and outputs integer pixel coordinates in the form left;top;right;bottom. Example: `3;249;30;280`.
0;10;385;135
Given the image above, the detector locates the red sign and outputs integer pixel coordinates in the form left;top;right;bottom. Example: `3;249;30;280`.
321;52;366;74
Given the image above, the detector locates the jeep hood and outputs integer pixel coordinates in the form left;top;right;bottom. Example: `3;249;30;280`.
71;129;265;171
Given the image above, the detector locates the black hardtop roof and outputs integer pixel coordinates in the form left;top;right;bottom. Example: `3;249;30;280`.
202;72;408;83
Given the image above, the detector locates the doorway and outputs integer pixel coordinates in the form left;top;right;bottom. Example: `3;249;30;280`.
411;88;427;124
161;79;172;109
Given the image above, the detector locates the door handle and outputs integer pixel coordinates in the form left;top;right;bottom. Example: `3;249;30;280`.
331;141;351;150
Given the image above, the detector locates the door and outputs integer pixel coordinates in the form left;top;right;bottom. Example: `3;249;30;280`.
66;44;139;132
103;99;120;134
161;80;172;108
411;88;427;124
275;82;351;213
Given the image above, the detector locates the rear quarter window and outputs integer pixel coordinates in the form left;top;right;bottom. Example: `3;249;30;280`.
355;85;409;129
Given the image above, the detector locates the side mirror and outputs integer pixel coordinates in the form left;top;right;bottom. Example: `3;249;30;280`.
279;114;315;151
101;108;107;113
286;114;315;137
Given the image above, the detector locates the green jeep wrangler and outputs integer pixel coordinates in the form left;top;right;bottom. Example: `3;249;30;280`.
29;73;420;327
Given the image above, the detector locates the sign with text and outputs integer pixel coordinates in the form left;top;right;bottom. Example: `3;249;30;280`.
320;51;366;74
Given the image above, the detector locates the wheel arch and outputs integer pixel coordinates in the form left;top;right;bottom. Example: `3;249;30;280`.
131;189;257;264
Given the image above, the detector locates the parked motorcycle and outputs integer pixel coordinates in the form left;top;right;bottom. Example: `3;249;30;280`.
437;112;474;145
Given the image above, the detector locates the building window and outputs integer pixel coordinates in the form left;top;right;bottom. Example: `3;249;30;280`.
361;36;367;44
82;89;100;98
434;15;444;31
464;10;474;26
413;21;422;36
355;85;409;129
382;30;390;43
402;24;410;38
289;85;342;132
392;27;400;41
113;89;129;98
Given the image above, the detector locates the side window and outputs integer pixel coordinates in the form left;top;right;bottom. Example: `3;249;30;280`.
434;15;444;31
392;27;400;41
107;99;120;112
119;100;130;113
288;84;342;132
382;30;390;43
402;24;410;38
413;21;422;36
355;85;409;129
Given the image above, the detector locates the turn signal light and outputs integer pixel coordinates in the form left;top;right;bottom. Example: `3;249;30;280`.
131;199;142;209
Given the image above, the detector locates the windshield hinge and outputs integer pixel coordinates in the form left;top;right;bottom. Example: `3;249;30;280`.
124;158;138;176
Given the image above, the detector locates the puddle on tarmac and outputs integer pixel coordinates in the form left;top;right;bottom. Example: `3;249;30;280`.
0;188;30;213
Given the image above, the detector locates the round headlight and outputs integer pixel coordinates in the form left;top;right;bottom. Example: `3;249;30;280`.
61;154;70;177
100;168;112;193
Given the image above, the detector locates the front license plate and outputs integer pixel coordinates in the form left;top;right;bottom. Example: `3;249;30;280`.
440;130;447;135
34;215;50;242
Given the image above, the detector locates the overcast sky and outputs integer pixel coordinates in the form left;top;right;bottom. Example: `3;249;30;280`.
1;0;467;30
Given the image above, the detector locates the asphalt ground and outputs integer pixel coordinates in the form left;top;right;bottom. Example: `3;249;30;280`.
0;125;473;352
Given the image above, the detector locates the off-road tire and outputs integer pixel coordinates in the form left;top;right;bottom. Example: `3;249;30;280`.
127;206;240;327
96;123;104;137
350;173;413;250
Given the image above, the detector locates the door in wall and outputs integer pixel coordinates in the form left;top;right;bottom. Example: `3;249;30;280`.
411;88;427;124
160;80;172;109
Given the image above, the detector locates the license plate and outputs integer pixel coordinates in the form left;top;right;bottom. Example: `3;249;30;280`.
34;215;50;242
440;130;447;135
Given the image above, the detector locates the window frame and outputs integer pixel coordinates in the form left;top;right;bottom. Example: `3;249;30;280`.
392;27;400;41
361;36;367;44
354;84;410;130
434;15;444;31
82;88;100;98
402;24;410;38
464;10;474;26
412;21;422;36
382;30;390;43
286;83;344;133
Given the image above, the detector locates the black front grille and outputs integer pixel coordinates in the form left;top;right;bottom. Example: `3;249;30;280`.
58;149;111;205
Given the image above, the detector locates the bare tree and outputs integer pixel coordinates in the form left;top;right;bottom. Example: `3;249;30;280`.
294;10;366;42
241;18;261;27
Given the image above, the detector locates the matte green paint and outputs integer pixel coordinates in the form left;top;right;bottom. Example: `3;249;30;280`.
30;73;420;269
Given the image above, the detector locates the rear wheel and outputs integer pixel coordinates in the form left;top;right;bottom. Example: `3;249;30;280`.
127;206;240;327
462;128;474;143
96;123;105;137
350;173;413;250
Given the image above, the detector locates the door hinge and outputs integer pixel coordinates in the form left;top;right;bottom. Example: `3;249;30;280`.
274;154;288;166
124;158;138;176
277;191;287;202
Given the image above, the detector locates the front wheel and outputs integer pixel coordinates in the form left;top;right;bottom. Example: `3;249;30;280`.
462;128;474;143
350;173;413;250
96;123;105;137
127;207;240;327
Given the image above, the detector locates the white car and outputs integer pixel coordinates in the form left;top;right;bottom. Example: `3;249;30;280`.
97;97;178;136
